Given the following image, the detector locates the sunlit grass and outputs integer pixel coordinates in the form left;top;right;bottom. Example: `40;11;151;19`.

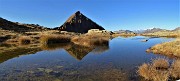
152;58;169;69
138;58;180;81
170;59;180;79
71;34;109;47
147;39;180;57
40;34;71;44
18;36;31;45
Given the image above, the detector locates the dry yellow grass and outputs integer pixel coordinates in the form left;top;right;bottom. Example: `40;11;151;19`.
138;63;152;80
170;59;180;79
152;58;169;69
138;58;180;81
147;39;180;57
138;63;169;81
71;34;109;47
40;34;71;44
18;36;31;45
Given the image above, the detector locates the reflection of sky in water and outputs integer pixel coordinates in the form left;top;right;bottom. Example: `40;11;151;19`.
0;36;175;81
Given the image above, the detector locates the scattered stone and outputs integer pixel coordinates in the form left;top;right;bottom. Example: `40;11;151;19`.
56;66;63;69
27;71;34;74
44;69;53;73
141;39;148;42
37;68;45;72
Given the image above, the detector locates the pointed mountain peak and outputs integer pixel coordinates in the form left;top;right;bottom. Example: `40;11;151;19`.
65;11;82;23
55;11;105;33
75;11;81;15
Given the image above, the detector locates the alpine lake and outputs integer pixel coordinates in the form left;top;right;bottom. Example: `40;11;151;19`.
0;36;175;81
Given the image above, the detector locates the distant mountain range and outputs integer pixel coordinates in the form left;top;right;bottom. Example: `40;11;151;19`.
115;27;180;34
133;27;180;34
142;28;169;33
114;30;135;34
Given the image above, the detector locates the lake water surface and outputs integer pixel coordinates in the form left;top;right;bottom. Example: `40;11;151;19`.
0;36;174;81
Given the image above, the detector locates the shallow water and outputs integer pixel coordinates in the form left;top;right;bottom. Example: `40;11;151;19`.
0;36;174;81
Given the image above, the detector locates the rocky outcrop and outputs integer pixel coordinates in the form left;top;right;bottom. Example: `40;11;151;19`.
54;11;105;33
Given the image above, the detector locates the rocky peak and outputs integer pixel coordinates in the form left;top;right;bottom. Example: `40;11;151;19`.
54;11;105;33
75;11;81;15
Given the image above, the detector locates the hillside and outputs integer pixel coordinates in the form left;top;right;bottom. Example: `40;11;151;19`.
0;17;50;33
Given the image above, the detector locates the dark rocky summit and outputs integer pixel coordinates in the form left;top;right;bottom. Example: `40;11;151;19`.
54;11;105;33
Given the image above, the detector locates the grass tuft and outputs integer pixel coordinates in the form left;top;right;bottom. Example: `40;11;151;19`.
152;58;169;69
138;58;180;81
18;36;31;45
40;34;71;44
170;59;180;79
71;34;109;47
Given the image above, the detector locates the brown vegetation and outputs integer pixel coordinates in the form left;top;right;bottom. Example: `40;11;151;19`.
152;58;169;69
170;59;180;79
40;34;71;44
138;58;180;81
146;39;180;57
18;36;31;45
71;34;109;47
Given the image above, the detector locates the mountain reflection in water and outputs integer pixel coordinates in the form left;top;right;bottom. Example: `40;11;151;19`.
0;41;109;63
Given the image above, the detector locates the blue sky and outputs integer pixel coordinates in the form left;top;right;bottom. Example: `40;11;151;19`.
0;0;179;31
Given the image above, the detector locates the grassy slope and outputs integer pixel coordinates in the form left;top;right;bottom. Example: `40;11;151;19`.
147;39;180;57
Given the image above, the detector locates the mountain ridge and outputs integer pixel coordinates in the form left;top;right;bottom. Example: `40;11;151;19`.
0;17;50;33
